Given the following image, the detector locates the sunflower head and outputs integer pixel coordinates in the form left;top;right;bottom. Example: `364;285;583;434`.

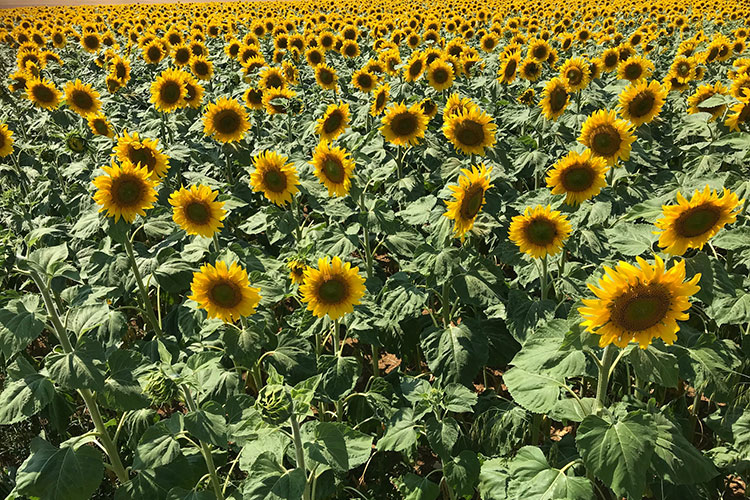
380;101;429;147
150;69;188;113
426;58;455;91
189;261;261;323
250;150;300;206
88;114;114;138
579;256;701;348
508;205;572;258
287;259;308;285
315;64;338;90
442;106;497;156
311;141;356;197
262;88;298;115
25;77;62;110
203;97;250;143
169;184;227;237
63;79;101;117
444;164;493;238
370;83;390;116
617;80;667;127
0;123;14;157
299;256;366;320
578;109;636;166
93;160;158;223
351;69;377;93
259;67;286;90
114;131;170;180
547;149;608;205
687;82;728;120
316;103;350;141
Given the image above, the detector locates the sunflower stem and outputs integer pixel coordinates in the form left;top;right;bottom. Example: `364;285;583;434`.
223;144;234;185
540;254;549;301
28;268;130;485
441;280;451;327
371;344;380;378
288;401;309;496
332;319;341;356
182;384;225;500
123;235;163;337
212;233;221;254
359;191;374;280
593;344;617;416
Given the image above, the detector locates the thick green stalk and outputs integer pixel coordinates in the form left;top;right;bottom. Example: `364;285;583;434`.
359;193;374;280
182;385;225;500
29;270;130;484
122;236;163;337
441;281;451;327
540;255;549;301
288;404;311;500
593;344;617;416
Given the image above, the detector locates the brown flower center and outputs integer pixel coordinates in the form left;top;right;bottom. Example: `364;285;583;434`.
609;283;671;332
112;175;144;207
32;83;55;104
263;168;288;193
590;125;622;156
391;112;418;137
160;80;182;104
322;156;345;183
210;280;242;308
185;201;210;224
561;164;595;192
323;110;344;134
127;144;157;170
317;277;348;304
214;109;240;135
525;217;558;246
455;119;485;146
674;204;721;238
459;184;485;219
627;91;656;118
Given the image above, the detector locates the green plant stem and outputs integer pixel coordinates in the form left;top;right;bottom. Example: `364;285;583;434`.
593;344;617;416
540;255;549;301
288;404;311;500
359;192;374;280
212;233;221;253
29;269;130;484
441;281;451;327
371;344;380;378
123;236;163;337
332;319;341;355
530;413;542;445
223;145;234;185
182;385;225;500
689;389;701;441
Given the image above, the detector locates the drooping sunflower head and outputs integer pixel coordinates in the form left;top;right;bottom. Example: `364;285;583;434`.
88;114;114;138
617;80;668;127
443;93;477;119
114;131;170;180
189;261;261;323
444;163;493;238
351;68;377;93
25;77;62;110
315;63;338;90
92;160;158;223
370;83;390;116
380;101;429;147
655;186;744;255
299;256;366;320
249;150;300;206
546;149;608;205
579;256;701;349
687;82;728;120
262;87;298;115
0;123;14;157
169;184;227;238
404;52;426;82
311;141;356;197
203;97;250;143
578;109;636;166
508;205;572;259
540;77;570;121
287;259;308;285
426;58;455;91
316;103;350;141
498;52;521;84
63;79;101;117
150;69;187;113
442;106;497;156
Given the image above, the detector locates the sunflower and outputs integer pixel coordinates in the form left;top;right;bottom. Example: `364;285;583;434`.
316;103;350;141
169;184;227;238
687;82;728;120
81;32;101;53
182;74;204;109
351;68;377;93
559;57;591;92
498;52;521;84
143;40;165;64
540;77;570;121
250;150;300;206
150;69;187;113
262;87;297;115
311;141;356;197
442;106;497;156
669;56;697;84
92;160;158;223
578;110;636;166
519;58;543;82
299;256;366;320
189;261;261;323
25;77;62;110
287;260;308;285
244;87;264;110
617;80;667;127
190;56;214;81
420;98;438;118
203;97;250;143
579;256;701;348
306;47;324;66
528;39;551;62
0;124;14;157
380;102;429;147
315;64;338;90
655;186;743;255
518;89;535;106
370;83;390;116
443;164;493;238
173;45;192;67
109;56;131;84
617;55;654;82
725;94;750;132
404;52;426;82
258;67;286;90
114;131;170;180
426;58;455;91
509;205;572;258
547;149;608;205
443;94;477;118
65;80;101;117
88;114;114;138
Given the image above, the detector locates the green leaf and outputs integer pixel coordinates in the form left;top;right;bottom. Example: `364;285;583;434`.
380;272;429;322
604;223;657;256
576;412;656;500
396;473;441;500
650;413;717;485
502;367;566;414
442;383;478;412
23;243;70;279
506;289;556;343
507;446;593;500
305;421;373;472
0;374;55;424
425;415;459;459
184;410;227;448
731;411;750;456
444;449;480;498
627;343;679;387
66;303;111;336
223;325;262;368
510;319;587;380
0;295;45;358
133;422;183;470
377;408;419;453
317;354;361;402
708;291;750;326
421;323;488;386
45;350;106;391
15;437;103;500
243;453;306;500
154;259;195;293
479;457;509;500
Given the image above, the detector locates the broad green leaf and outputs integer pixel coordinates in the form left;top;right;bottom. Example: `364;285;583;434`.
380;272;429;322
510;319;587;379
305;421;373;472
396;473;441;500
0;374;55;424
627;343;679;388
442;383;477;412
184;410;228;448
45;350;106;391
132;423;183;470
425;415;459;460
0;295;45;358
503;366;565;414
377;407;419;453
507;446;593;500
506;289;556;343
421;323;488;386
317;354;361;401
708;292;750;326
576;412;656;500
603;223;658;256
444;449;480;498
479;457;509;500
243;453;306;500
731;411;750;456
650;413;717;484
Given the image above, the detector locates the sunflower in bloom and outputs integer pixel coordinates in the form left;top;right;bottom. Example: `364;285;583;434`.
114;131;170;181
63;79;101;117
559;57;591;92
287;259;308;285
0;124;14;157
169;184;227;238
315;63;338;90
443;106;497;156
509;205;572;258
299;256;366;320
547;149;608;205
311;141;356;197
88;114;114;138
617;80;667;127
189;261;261;323
540;77;570;120
380;102;429;147
498;52;521;84
316;103;350;141
25;77;62;110
420;98;438;119
262;87;297;115
203;97;250;143
244;87;264;110
725;92;750;132
654;186;744;255
443;94;477;118
250;150;300;206
258;67;286;90
182;74;204;109
687;82;729;120
351;69;378;93
404;52;426;82
579;256;701;349
370;83;390;116
150;69;187;113
426;58;455;91
444;164;493;238
617;55;654;83
190;55;214;81
578;110;636;166
93;160;158;223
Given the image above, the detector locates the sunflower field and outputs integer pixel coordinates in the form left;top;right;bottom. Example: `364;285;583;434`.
1;0;750;498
